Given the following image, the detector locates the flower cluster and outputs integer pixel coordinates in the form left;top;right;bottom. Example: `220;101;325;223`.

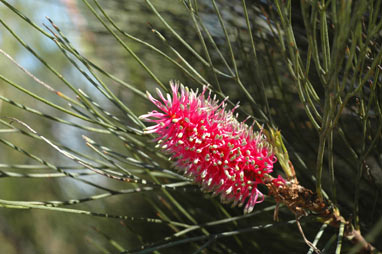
140;82;284;213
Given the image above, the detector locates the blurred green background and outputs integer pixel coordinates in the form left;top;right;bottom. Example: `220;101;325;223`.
1;0;381;253
0;1;218;253
0;1;164;253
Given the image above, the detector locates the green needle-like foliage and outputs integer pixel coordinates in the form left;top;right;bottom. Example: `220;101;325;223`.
0;1;381;253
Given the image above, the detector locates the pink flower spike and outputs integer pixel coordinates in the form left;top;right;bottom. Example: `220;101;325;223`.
140;82;279;213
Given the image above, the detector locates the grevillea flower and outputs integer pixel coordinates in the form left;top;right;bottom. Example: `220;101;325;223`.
140;82;284;213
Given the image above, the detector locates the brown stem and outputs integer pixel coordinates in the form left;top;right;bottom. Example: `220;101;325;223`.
265;178;378;253
344;225;376;254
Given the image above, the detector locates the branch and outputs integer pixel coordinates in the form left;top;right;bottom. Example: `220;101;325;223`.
265;176;378;253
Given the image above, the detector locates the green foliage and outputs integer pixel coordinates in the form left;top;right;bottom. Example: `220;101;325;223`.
0;0;381;253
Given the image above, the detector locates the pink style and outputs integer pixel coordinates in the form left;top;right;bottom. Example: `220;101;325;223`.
140;82;284;214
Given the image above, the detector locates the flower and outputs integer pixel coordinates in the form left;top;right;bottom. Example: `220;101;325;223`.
140;82;282;213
